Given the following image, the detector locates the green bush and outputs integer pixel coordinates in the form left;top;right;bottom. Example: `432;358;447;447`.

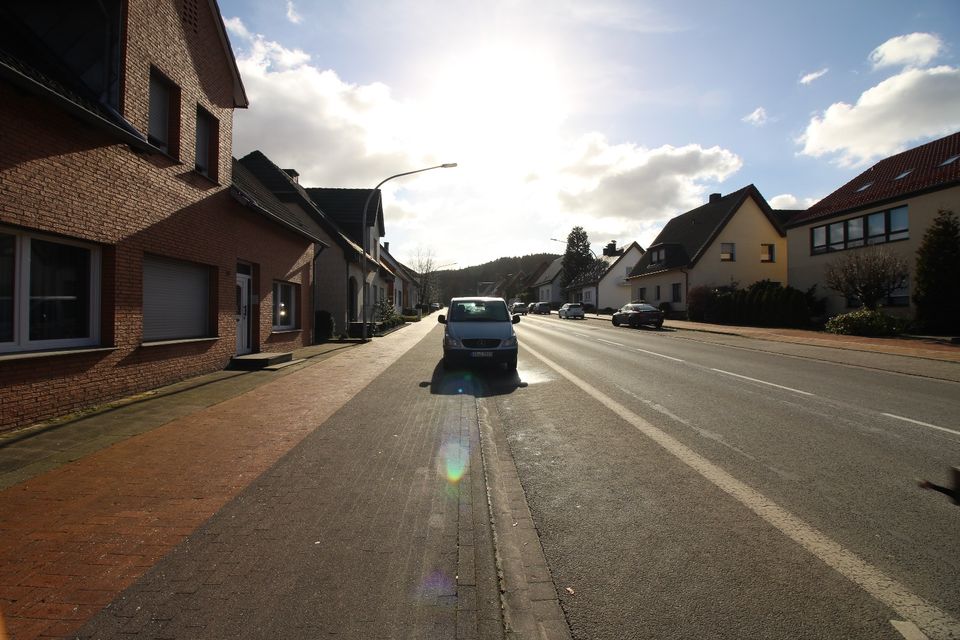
686;286;710;321
824;309;906;336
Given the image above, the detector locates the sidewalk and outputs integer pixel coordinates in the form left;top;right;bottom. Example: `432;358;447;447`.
0;319;503;639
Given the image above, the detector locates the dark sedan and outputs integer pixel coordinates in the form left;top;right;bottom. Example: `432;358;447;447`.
611;303;664;329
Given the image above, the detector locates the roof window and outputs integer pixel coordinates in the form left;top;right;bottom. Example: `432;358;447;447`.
939;154;960;167
855;182;873;192
893;169;913;180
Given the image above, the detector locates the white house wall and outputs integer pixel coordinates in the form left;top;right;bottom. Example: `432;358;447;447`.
598;245;644;310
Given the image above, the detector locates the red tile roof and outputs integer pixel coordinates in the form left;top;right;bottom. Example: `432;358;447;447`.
789;131;960;226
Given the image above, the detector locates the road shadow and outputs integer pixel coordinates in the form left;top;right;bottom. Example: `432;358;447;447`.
422;361;527;397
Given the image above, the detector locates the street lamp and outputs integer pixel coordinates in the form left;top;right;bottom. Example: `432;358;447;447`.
361;163;457;340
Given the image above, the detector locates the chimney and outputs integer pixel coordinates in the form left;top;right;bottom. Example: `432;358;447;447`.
709;192;722;203
603;240;619;256
284;169;300;184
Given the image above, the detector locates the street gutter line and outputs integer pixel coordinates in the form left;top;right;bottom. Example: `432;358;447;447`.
523;342;960;640
711;368;815;396
881;413;960;438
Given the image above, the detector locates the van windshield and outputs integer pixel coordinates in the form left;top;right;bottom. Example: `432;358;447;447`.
449;300;510;322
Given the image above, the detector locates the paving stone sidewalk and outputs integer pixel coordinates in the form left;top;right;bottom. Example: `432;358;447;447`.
0;319;503;639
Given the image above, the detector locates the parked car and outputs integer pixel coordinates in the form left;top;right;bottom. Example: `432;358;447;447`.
527;302;538;314
558;302;585;319
611;303;664;329
429;302;441;311
533;302;551;315
510;302;527;315
438;297;519;370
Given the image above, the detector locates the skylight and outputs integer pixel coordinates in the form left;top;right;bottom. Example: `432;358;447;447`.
939;154;960;167
894;169;913;180
855;182;873;192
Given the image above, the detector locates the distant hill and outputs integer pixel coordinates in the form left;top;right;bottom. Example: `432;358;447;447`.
435;253;559;301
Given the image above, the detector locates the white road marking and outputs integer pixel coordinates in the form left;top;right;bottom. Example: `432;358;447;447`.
635;347;685;363
596;339;623;347
711;368;814;396
523;343;960;640
892;619;931;640
881;413;960;437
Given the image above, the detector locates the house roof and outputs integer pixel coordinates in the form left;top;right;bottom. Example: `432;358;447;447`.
627;185;782;279
231;159;329;246
789;130;960;226
305;188;386;247
524;262;549;288
531;257;563;287
237;151;365;258
206;0;249;108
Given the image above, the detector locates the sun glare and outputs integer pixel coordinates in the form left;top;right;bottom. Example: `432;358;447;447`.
421;43;570;173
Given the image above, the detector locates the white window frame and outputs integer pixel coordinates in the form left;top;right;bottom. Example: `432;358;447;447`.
272;281;298;331
0;228;101;353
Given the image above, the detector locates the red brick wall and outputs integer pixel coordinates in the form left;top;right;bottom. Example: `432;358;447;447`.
0;2;314;432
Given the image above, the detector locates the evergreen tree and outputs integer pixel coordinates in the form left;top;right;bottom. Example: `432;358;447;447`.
560;226;594;289
914;209;960;333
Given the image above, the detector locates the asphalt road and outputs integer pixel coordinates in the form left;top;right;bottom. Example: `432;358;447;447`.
489;314;960;640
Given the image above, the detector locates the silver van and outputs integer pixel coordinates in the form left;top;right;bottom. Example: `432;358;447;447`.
438;297;519;370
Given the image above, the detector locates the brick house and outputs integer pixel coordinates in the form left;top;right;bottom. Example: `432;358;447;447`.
0;1;324;432
786;131;960;317
626;185;788;312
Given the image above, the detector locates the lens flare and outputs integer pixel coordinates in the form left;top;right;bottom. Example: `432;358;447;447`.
417;569;456;603
439;440;469;484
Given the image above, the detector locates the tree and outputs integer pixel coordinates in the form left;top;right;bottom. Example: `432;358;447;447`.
824;247;909;310
560;226;593;289
914;209;960;333
412;247;439;306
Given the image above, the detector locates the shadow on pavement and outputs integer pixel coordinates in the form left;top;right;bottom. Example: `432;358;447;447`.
422;360;527;397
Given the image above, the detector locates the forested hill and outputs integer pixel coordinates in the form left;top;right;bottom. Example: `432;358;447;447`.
435;253;559;300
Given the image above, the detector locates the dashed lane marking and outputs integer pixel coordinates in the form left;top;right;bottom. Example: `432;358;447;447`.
881;413;960;438
523;343;960;640
635;347;685;363
711;368;815;396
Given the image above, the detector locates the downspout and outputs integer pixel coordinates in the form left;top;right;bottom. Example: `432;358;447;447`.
680;267;689;317
312;243;325;343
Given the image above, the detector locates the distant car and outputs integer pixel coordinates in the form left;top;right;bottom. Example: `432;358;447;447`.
533;302;551;315
527;303;538;314
438;297;519;370
558;303;585;319
612;303;664;329
430;302;441;311
510;302;527;315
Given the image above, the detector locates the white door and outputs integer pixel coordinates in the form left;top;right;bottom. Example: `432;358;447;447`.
236;272;251;355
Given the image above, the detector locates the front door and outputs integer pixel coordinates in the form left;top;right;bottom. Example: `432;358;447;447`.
236;272;251;355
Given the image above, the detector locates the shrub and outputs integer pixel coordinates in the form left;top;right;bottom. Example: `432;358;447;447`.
824;309;906;336
686;286;710;321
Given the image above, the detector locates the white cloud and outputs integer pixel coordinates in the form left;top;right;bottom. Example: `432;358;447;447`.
285;1;302;25
798;65;960;167
869;33;943;69
769;194;818;210
741;107;768;127
800;68;829;85
226;19;742;267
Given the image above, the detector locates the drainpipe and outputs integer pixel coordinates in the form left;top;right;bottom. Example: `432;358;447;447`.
680;267;689;317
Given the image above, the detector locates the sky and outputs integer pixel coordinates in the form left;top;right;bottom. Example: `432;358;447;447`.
220;0;960;270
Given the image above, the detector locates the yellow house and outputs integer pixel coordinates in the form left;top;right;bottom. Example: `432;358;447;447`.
786;131;960;318
626;185;788;312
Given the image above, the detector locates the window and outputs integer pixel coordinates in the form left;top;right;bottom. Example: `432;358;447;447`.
0;229;100;353
149;68;180;157
939;154;959;167
637;287;646;301
855;182;873;192
760;244;775;263
195;106;218;180
583;289;592;302
273;281;298;330
720;243;735;261
655;285;661;300
671;283;681;303
143;255;212;341
810;206;909;254
894;169;913;180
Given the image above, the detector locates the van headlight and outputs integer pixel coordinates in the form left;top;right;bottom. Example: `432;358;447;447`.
502;336;517;348
444;333;461;348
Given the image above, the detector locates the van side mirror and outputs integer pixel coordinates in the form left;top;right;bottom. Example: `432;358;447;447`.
512;315;520;324
438;314;446;324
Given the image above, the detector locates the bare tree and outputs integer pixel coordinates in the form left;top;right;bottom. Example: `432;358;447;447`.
824;247;909;310
412;247;438;306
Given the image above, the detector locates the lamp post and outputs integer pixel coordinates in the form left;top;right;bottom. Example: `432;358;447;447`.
550;237;602;316
361;163;457;340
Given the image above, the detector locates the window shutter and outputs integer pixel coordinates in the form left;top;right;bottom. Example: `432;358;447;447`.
143;255;210;341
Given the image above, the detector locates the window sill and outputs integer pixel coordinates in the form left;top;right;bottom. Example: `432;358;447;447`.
192;169;221;187
0;345;117;362
270;328;302;335
141;337;219;348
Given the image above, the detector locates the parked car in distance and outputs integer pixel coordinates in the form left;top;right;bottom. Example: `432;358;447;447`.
510;302;527;315
430;302;441;311
527;302;537;314
611;303;664;329
558;302;585;319
438;297;519;370
533;302;551;315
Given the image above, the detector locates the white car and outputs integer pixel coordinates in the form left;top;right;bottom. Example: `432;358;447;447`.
438;297;519;370
558;302;585;319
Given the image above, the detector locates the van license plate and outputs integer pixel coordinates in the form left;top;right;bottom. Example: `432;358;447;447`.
471;351;493;358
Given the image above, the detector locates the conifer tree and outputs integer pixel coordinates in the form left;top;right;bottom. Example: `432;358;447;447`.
914;209;960;333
